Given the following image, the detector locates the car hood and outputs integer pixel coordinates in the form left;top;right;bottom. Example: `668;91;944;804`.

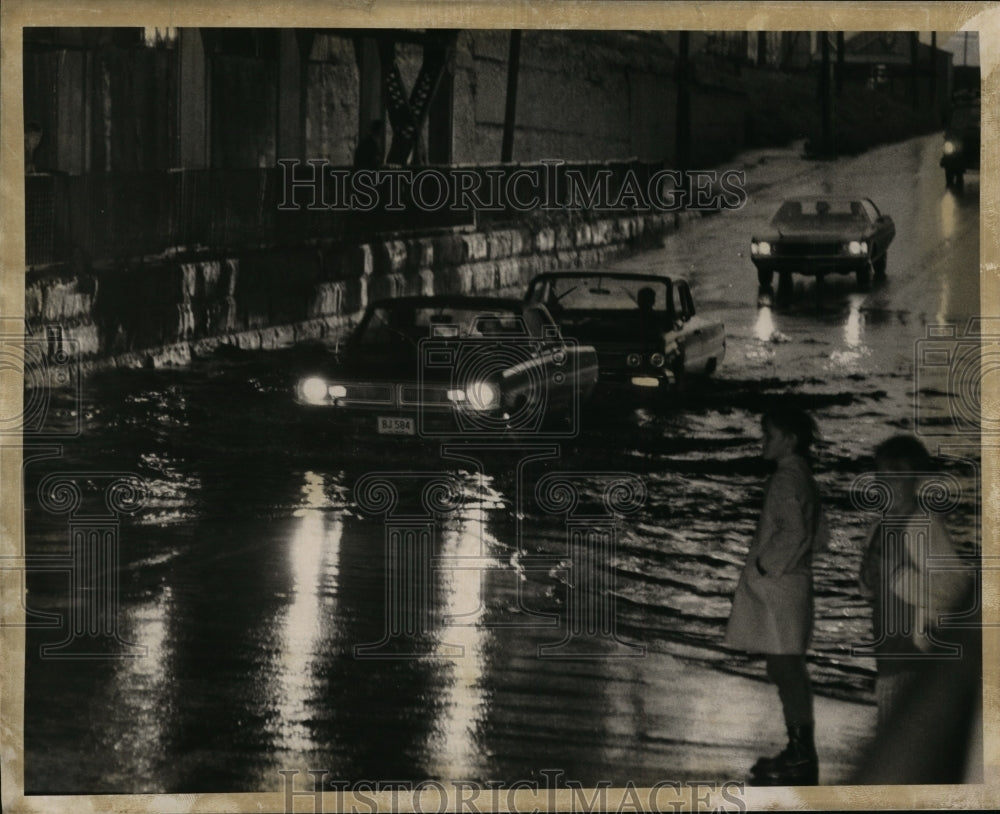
761;224;865;240
316;346;493;384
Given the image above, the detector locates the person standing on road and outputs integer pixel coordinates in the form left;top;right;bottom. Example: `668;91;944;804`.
857;435;973;737
724;406;829;786
354;119;386;170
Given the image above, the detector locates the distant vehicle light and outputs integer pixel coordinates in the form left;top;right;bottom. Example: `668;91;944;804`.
757;241;772;257
750;242;759;256
649;352;666;368
300;377;329;405
848;241;865;255
943;140;959;155
466;381;500;411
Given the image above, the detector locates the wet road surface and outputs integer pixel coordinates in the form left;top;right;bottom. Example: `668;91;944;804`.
22;133;981;792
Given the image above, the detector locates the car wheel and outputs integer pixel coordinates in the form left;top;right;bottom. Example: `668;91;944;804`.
757;268;774;289
856;264;871;290
873;252;887;280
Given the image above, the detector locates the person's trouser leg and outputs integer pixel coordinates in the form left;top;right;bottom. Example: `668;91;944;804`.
750;655;819;785
766;654;814;727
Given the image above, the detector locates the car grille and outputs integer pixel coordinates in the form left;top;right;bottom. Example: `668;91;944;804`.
341;384;394;404
399;385;451;406
333;381;453;408
777;242;842;257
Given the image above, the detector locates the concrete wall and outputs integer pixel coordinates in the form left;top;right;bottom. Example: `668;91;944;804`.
304;34;359;165
453;30;685;164
25;212;686;371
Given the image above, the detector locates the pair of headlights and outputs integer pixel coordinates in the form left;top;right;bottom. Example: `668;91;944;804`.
627;352;667;368
750;240;868;256
298;377;500;411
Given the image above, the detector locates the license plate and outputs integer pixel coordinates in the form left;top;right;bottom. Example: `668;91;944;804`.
377;416;415;435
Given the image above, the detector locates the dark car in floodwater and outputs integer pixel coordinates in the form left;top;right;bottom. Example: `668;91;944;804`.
941;96;980;189
524;270;726;396
294;295;599;438
750;196;896;290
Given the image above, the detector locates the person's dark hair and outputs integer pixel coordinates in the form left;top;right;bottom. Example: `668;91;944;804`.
874;434;933;471
637;286;656;310
762;406;819;457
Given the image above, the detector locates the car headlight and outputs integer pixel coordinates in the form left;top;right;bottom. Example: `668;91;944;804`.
943;140;959;155
847;240;868;255
649;352;666;368
447;388;466;403
750;241;759;256
757;241;772;257
465;381;500;411
626;353;642;367
300;377;330;405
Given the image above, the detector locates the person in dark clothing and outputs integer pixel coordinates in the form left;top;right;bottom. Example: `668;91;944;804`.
636;285;661;343
354;119;385;170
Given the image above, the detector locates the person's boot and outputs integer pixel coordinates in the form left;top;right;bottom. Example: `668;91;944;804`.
749;724;819;786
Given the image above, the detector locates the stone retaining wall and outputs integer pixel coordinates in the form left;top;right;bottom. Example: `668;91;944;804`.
25;212;685;373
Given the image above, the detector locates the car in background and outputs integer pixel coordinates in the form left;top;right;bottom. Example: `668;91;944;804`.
941;94;980;189
294;295;598;438
524;271;726;395
750;196;896;290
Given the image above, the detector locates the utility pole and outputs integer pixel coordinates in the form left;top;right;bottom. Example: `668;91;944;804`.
819;31;833;156
676;31;692;190
836;32;844;95
501;30;521;162
930;31;937;118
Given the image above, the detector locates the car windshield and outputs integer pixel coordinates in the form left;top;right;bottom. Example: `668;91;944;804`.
530;276;673;316
772;199;870;227
355;303;529;347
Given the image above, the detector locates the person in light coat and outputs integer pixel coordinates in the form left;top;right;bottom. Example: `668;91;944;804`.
724;406;829;786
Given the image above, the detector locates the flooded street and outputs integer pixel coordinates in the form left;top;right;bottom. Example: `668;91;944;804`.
23;133;981;793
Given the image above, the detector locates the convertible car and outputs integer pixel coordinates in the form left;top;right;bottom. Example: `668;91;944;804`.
295;295;598;438
524;271;726;395
750;196;896;290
